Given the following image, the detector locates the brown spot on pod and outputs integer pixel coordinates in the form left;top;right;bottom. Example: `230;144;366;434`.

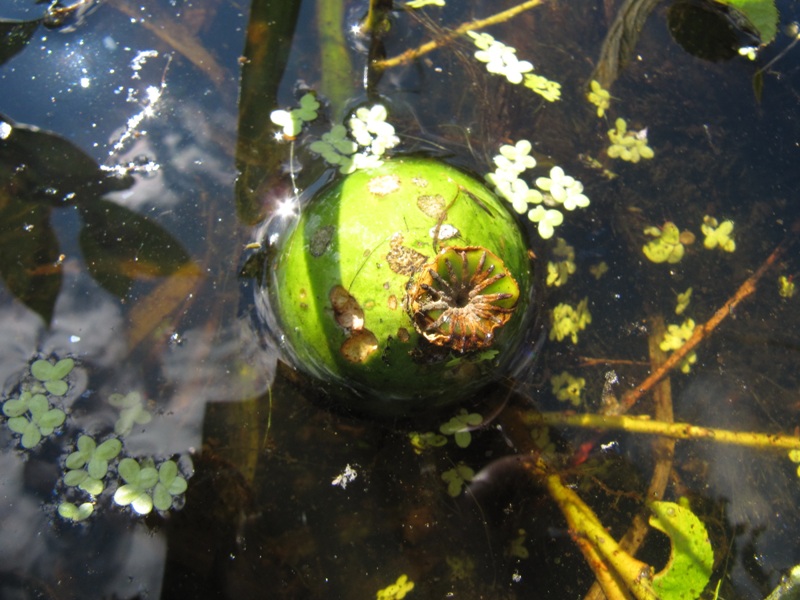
340;330;379;363
330;285;365;331
407;246;519;353
367;174;401;196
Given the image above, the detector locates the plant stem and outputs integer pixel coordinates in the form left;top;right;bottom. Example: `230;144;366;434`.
524;411;800;452
610;241;786;415
374;0;546;70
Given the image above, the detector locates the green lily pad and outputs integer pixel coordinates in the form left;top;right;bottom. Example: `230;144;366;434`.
714;0;778;44
650;500;714;600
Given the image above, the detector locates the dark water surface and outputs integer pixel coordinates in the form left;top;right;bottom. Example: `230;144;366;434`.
1;0;800;599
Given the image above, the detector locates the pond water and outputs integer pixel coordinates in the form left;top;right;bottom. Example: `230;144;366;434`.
1;0;800;599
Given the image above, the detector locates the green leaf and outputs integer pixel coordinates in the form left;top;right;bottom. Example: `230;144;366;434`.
158;460;178;484
27;393;49;416
2;397;29;417
76;434;96;454
118;458;140;483
454;430;472;448
58;501;94;522
114;484;141;506
64;469;89;486
49;358;75;380
650;500;714;600
152;483;173;511
714;0;778;43
37;408;65;431
7;416;30;435
79;476;104;496
131;492;154;515
87;456;109;480
0;18;41;67
138;467;159;489
95;438;122;461
167;476;188;495
20;422;41;448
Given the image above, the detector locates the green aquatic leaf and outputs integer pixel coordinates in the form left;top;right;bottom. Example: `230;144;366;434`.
649;500;714;600
714;0;778;44
58;501;94;522
0;18;41;67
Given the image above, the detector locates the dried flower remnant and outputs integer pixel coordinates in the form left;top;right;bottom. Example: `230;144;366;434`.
408;247;519;352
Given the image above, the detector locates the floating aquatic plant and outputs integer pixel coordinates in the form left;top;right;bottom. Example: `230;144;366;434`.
607;118;654;163
550;371;586;406
439;409;483;448
549;297;591;344
30;358;74;396
269;92;320;138
535;166;590;211
508;528;529;559
660;319;697;373
408;431;448;453
589;261;609;279
675;287;692;315
701;215;736;252
3;391;66;448
309;103;400;173
376;574;415;600
466;31;561;101
113;457;159;515
779;275;795;298
63;435;122;495
642;222;685;264
547;238;576;288
108;391;152;436
587;80;611;117
57;501;95;522
441;463;475;497
527;205;564;240
152;459;189;511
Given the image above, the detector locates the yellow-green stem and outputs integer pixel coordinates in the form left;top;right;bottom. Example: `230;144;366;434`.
524;412;800;452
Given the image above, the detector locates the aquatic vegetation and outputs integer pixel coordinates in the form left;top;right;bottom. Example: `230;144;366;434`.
408;431;447;453
701;215;736;252
269;92;320;138
779;275;796;298
607;117;654;163
484;141;590;239
675;287;692;315
440;409;483;448
270;157;533;411
406;0;444;7
550;371;586;406
3;391;66;449
546;238;576;287
789;449;800;477
523;73;561;101
589;261;609;279
738;46;758;60
108;391;153;436
587;80;611;117
63;435;123;495
466;31;561;101
152;460;189;511
376;574;415;600
309;103;400;173
30;357;74;396
660;318;698;373
642;222;685;264
535;167;590;211
57;501;95;522
508;528;529;559
113;457;160;515
549;297;592;344
441;463;475;497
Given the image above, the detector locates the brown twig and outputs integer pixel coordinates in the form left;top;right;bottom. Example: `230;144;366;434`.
373;0;546;70
610;241;786;416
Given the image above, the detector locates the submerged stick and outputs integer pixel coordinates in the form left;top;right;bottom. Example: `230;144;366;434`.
374;0;546;70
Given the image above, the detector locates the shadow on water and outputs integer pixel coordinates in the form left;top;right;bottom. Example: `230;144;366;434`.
1;0;800;599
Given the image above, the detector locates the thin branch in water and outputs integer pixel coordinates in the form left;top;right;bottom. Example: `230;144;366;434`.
374;0;546;70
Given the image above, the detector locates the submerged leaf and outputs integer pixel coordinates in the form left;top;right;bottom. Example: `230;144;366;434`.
650;500;714;600
714;0;778;44
0;19;41;67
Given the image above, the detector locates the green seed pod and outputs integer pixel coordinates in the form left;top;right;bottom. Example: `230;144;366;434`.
267;157;535;415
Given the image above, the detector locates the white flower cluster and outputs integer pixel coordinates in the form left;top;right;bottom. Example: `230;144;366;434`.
467;31;561;102
485;140;590;239
310;104;400;174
